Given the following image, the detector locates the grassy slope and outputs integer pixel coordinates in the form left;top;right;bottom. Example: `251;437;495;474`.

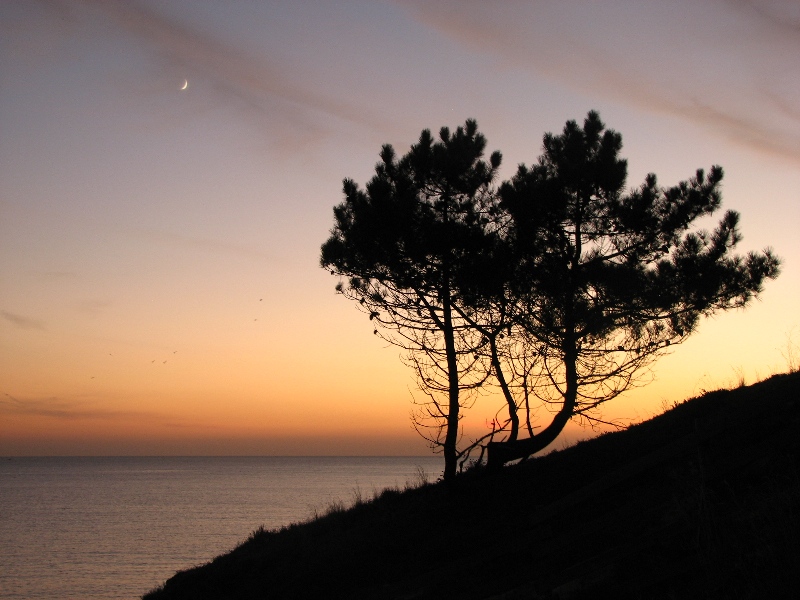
144;372;800;599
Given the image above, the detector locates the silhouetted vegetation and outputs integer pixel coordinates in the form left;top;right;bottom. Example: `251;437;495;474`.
321;120;504;481
486;112;780;468
144;372;800;599
321;112;780;479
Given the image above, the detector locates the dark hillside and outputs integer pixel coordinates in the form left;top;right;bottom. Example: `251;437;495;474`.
144;372;800;599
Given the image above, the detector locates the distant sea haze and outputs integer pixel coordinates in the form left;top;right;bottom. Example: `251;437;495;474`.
0;456;442;599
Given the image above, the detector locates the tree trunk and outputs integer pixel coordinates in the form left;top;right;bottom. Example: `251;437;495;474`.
442;289;460;482
490;335;518;442
487;336;578;470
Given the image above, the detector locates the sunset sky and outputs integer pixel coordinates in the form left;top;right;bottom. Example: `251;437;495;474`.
2;0;798;457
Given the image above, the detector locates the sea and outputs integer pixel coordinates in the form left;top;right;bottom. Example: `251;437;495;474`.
0;456;443;599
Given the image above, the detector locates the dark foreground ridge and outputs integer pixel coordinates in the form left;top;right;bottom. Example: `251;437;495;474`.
144;373;800;599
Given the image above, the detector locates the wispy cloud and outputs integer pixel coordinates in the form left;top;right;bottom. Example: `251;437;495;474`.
400;0;800;164
1;392;161;421
43;0;387;147
35;271;79;282
1;311;45;331
136;228;269;261
74;298;112;317
726;0;800;34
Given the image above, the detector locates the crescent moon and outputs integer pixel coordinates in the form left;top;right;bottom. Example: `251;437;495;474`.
180;79;188;90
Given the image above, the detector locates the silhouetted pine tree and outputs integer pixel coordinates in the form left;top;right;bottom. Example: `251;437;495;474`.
321;121;502;481
322;111;780;476
487;111;780;467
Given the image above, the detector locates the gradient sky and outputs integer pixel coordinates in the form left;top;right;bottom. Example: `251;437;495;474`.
1;0;798;457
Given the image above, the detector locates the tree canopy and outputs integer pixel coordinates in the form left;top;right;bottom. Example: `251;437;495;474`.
321;120;503;481
321;112;781;478
486;111;780;467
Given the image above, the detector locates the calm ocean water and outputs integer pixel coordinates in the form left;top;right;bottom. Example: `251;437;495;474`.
0;456;442;599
